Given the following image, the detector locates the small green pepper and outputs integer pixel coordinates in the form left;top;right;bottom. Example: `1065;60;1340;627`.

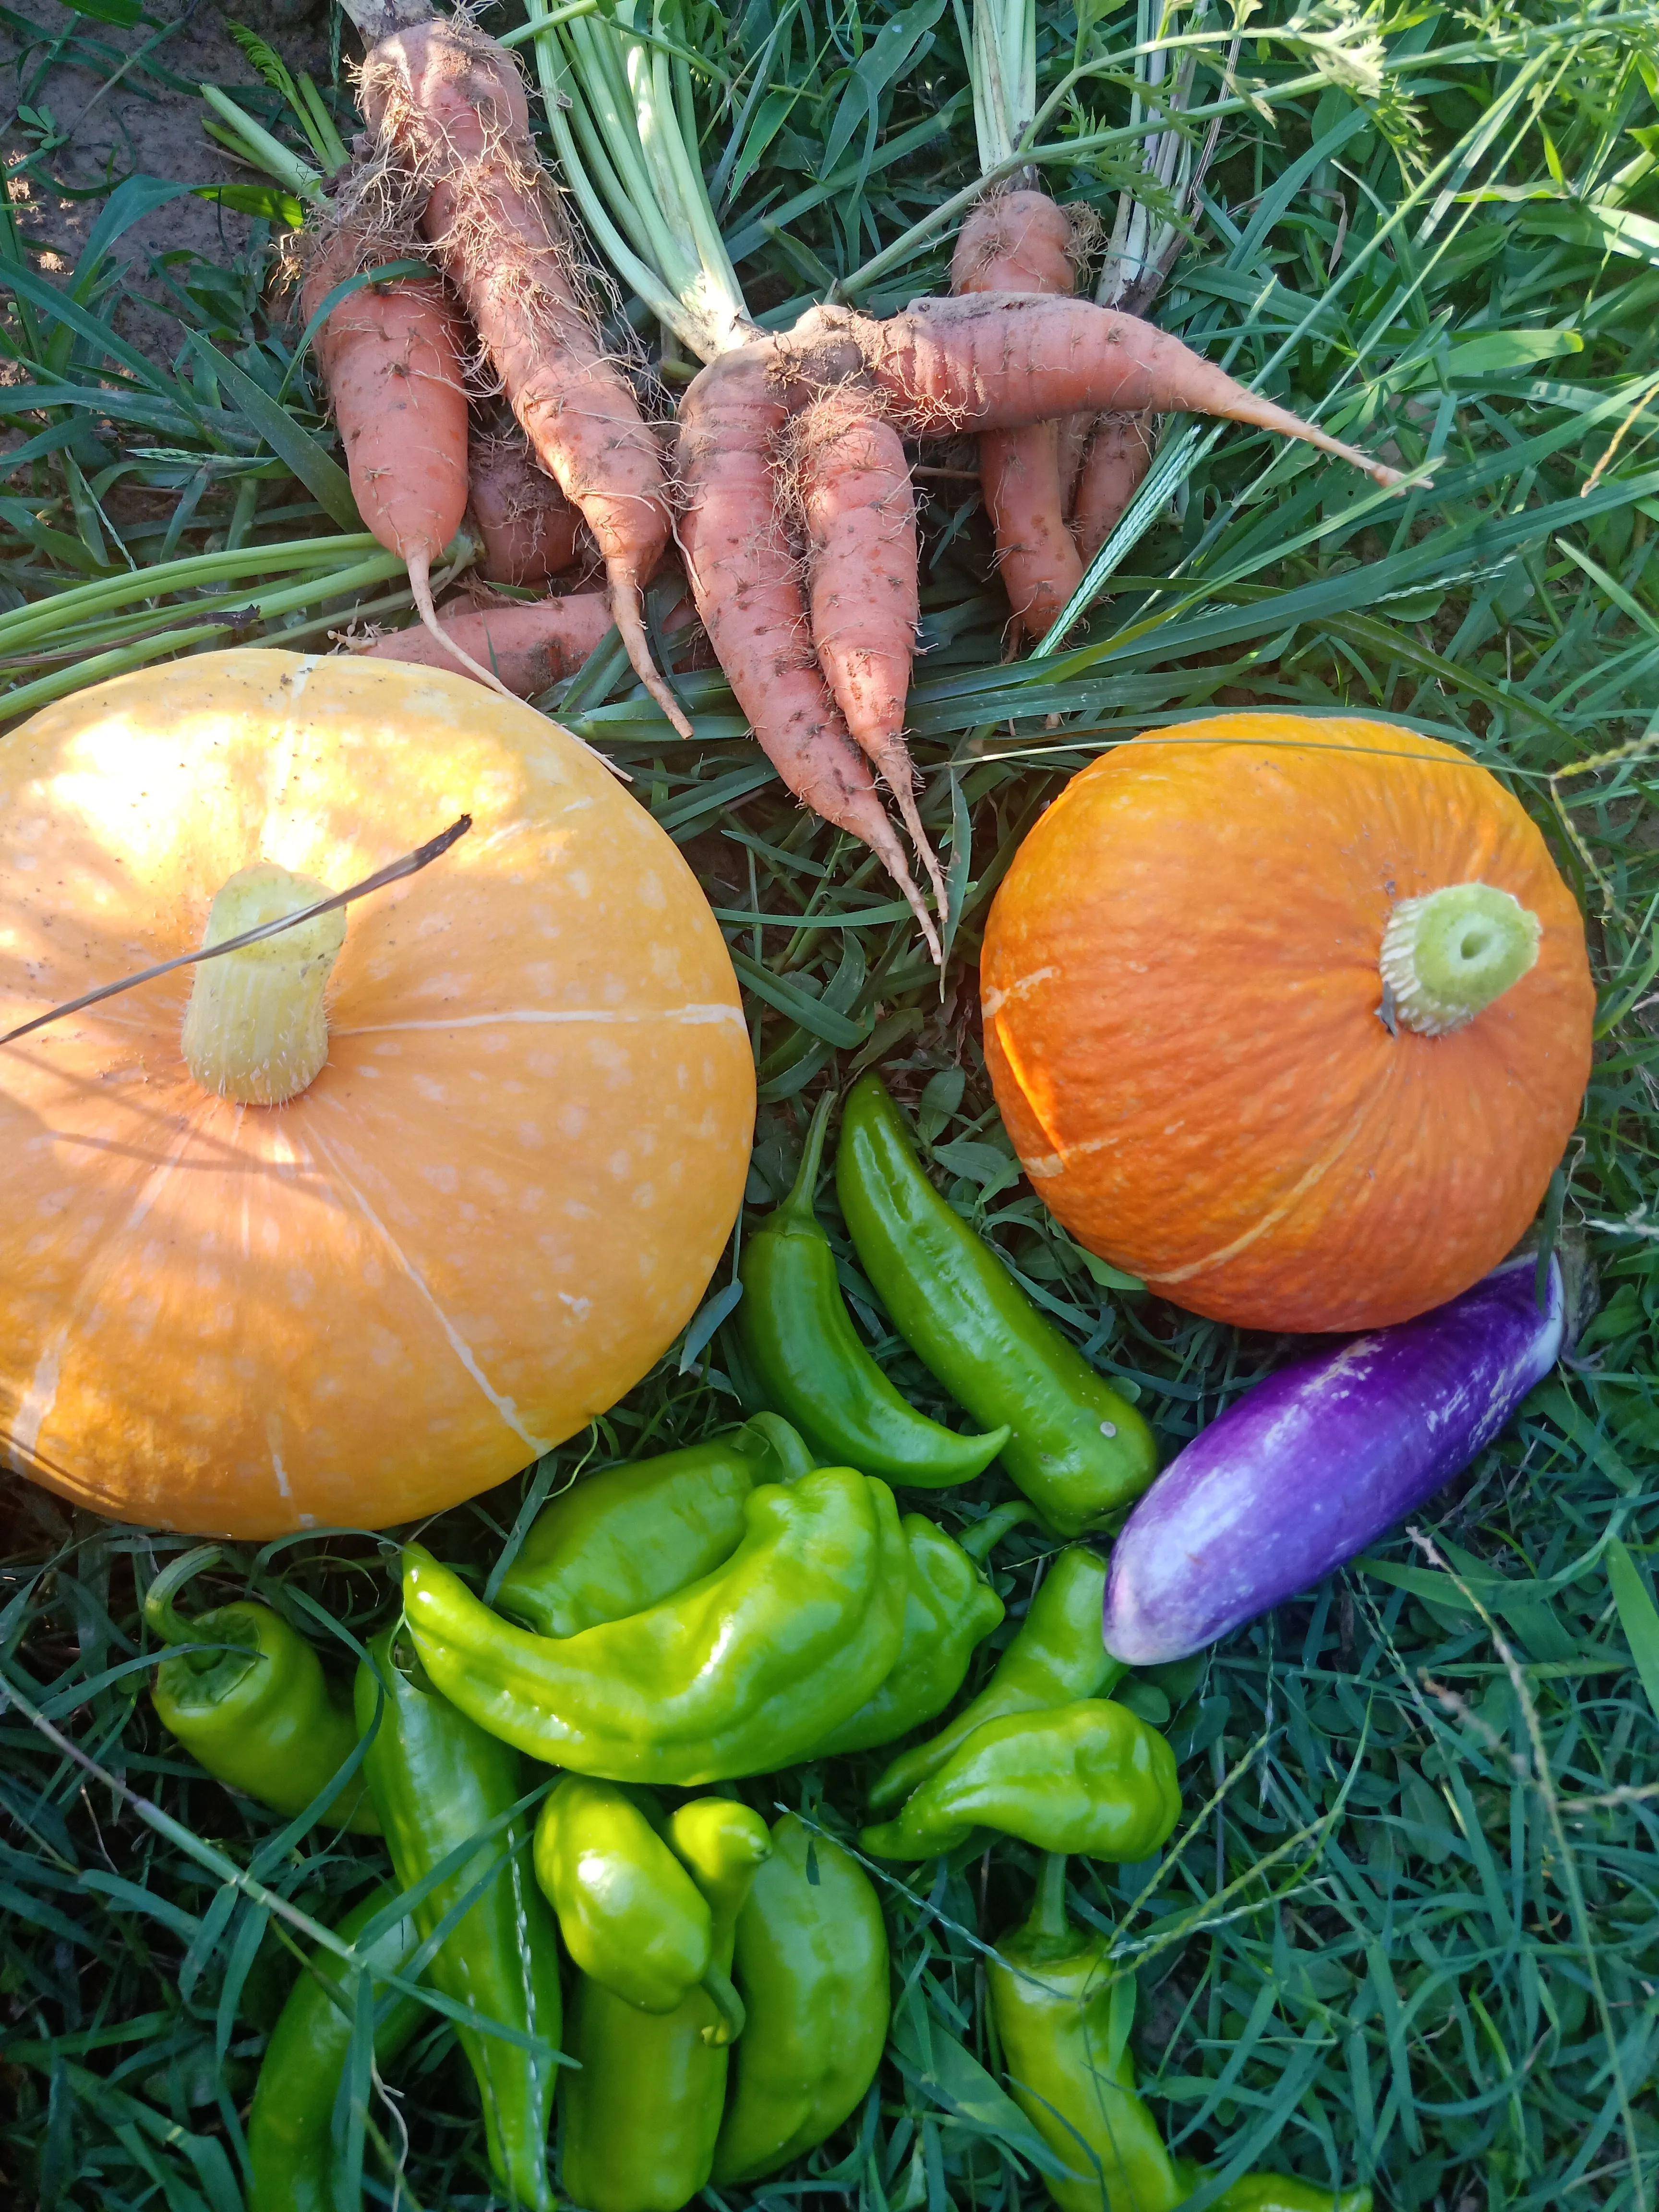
870;1545;1123;1814
561;1798;772;2212
837;1074;1157;1535
355;1630;562;2212
739;1092;1010;1486
145;1548;377;1835
862;1699;1179;1862
248;1886;426;2212
532;1776;745;2039
1174;2164;1373;2212
497;1415;815;1637
987;1854;1179;2212
814;1514;1004;1757
403;1467;909;1783
713;1814;890;2186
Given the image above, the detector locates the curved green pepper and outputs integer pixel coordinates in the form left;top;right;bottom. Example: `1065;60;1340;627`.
870;1546;1122;1813
497;1415;815;1637
814;1514;1004;1757
862;1699;1179;1862
531;1777;745;2039
354;1630;562;2212
713;1813;890;2186
248;1886;426;2212
837;1074;1157;1535
145;1548;377;1835
1174;2164;1373;2212
987;1854;1179;2212
403;1467;909;1783
739;1093;1010;1486
562;1798;772;2212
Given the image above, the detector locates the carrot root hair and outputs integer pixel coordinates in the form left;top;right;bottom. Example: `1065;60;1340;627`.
407;547;520;703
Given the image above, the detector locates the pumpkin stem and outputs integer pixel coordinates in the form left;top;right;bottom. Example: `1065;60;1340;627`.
181;864;348;1105
1379;882;1541;1037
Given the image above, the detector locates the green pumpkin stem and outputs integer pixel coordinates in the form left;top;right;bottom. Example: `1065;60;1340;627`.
1380;882;1541;1037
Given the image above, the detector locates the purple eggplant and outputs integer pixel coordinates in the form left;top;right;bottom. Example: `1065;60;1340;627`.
1103;1251;1571;1665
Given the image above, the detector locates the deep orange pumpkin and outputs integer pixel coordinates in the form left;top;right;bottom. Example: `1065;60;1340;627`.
981;714;1595;1333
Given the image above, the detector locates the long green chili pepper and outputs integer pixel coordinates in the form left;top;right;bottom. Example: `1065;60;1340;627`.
870;1545;1123;1814
1175;2164;1374;2212
402;1467;909;1783
987;1853;1180;2212
145;1548;377;1834
713;1814;890;2186
813;1514;1005;1757
496;1415;815;1637
532;1777;745;2039
862;1698;1179;1862
354;1629;562;2212
739;1092;1010;1486
837;1074;1157;1535
247;1886;426;2212
561;1798;772;2212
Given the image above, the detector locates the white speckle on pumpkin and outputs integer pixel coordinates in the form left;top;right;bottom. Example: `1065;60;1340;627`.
415;1075;446;1104
424;1164;459;1195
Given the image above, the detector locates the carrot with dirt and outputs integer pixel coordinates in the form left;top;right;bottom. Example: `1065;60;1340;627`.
469;424;585;587
357;15;689;735
361;588;613;694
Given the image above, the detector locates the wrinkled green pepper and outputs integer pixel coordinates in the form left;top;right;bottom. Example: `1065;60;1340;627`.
145;1547;377;1835
862;1699;1179;1862
987;1854;1179;2212
739;1092;1010;1485
497;1415;814;1637
248;1886;426;2212
871;1545;1122;1813
355;1630;562;2212
814;1514;1004;1757
562;1798;772;2212
532;1776;744;2039
837;1074;1157;1535
403;1467;909;1783
713;1814;890;2186
1174;2164;1373;2212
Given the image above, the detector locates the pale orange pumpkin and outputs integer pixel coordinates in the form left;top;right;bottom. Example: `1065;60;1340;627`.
981;713;1595;1334
0;651;754;1538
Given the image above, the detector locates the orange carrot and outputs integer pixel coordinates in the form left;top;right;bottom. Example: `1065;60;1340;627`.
1070;409;1157;566
361;589;613;696
359;18;689;735
951;190;1084;644
470;427;585;587
678;347;940;961
789;394;944;916
781;297;1403;486
301;211;516;695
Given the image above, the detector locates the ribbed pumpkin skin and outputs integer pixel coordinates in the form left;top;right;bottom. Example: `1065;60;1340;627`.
981;714;1594;1333
0;651;755;1537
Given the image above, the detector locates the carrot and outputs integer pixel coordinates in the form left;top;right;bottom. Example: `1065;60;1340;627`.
951;190;1085;644
677;346;941;962
781;296;1404;487
469;426;585;587
787;392;945;917
360;589;614;696
359;17;690;737
300;206;517;697
1070;409;1157;566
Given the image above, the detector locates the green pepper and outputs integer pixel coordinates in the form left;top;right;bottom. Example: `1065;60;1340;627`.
531;1776;745;2040
403;1466;909;1783
1174;2164;1373;2212
497;1415;815;1637
987;1854;1180;2212
814;1514;1004;1757
739;1092;1010;1486
862;1699;1179;1862
355;1629;562;2212
561;1798;772;2212
870;1545;1123;1813
145;1548;377;1835
712;1813;890;2186
837;1074;1157;1535
248;1886;427;2212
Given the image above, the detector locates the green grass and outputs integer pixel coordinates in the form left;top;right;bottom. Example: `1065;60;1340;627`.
4;0;1659;2207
